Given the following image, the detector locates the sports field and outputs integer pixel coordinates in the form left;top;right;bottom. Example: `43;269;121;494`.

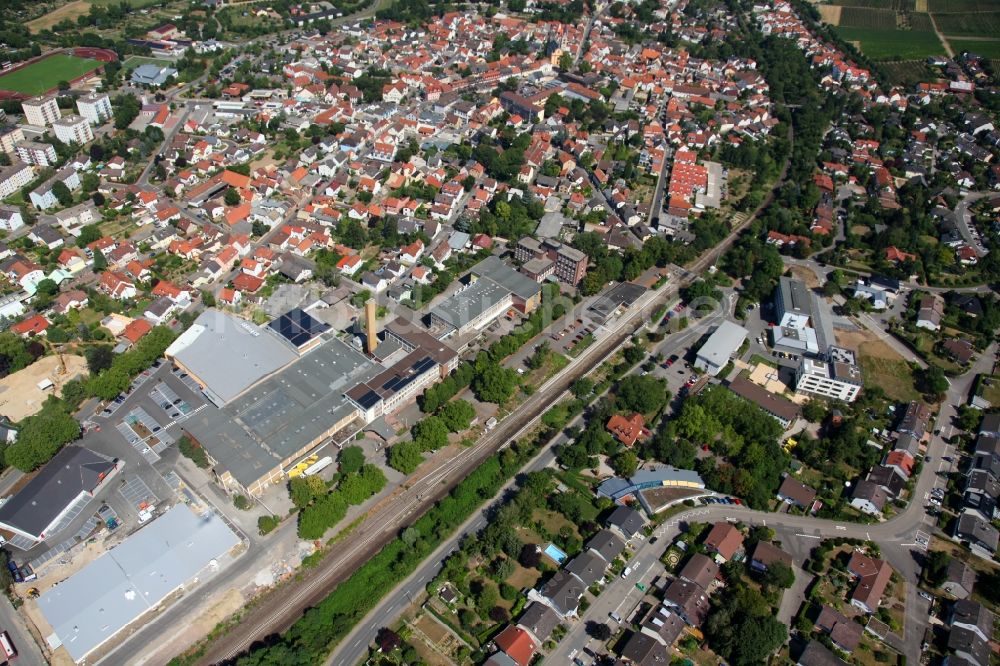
0;54;103;95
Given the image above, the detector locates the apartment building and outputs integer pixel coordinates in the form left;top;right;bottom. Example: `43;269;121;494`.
795;347;863;402
0;161;33;199
76;93;112;125
16;140;57;167
515;236;588;285
53;115;94;145
21;96;60;127
0;125;24;154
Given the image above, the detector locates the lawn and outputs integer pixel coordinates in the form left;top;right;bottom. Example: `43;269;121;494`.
857;340;921;403
946;39;1000;58
0;54;103;95
974;374;1000;406
123;55;175;71
834;26;946;59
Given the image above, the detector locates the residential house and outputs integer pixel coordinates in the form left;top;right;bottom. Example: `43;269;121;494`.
850;479;888;516
606;413;651;448
749;541;792;573
777;476;817;511
847;552;893;614
606;505;645;542
815;606;862;653
703;522;744;562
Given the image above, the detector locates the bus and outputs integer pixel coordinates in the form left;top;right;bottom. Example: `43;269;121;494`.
0;630;17;660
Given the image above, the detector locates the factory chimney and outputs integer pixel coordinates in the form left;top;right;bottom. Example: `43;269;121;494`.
365;299;378;354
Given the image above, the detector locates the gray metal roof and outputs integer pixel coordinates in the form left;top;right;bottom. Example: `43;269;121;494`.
38;505;239;662
696;320;748;368
165;309;298;406
0;446;116;539
185;337;380;487
470;256;542;302
430;277;511;330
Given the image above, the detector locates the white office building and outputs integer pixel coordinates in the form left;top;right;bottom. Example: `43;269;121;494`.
795;347;863;403
53;114;94;145
76;92;113;125
694;320;748;376
21;96;60;127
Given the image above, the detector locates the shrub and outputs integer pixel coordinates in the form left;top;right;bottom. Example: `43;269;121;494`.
178;435;210;469
258;515;280;535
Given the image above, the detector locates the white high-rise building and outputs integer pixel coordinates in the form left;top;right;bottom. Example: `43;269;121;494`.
76;93;113;125
21;96;60;127
53;115;94;145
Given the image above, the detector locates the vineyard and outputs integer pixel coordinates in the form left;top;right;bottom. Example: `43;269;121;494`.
838;6;900;28
932;10;1000;36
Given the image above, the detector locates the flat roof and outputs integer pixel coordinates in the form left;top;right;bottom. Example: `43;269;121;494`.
470;255;542;302
430;277;511;330
589;282;646;322
696;320;748;367
267;307;330;349
166;309;298;406
728;376;800;422
38;504;239;663
0;447;116;539
779;276;812;316
184;337;380;487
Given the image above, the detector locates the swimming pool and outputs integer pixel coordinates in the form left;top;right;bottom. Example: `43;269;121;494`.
544;543;568;564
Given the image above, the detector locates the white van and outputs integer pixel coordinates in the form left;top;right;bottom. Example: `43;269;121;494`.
621;566;633;579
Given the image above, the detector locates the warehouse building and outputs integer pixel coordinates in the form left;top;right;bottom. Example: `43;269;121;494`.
429;256;541;338
694;320;748;376
37;504;238;663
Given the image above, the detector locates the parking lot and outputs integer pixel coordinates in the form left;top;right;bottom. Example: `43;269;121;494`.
10;364;212;569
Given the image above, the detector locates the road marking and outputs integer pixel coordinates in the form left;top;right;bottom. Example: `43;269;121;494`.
836;525;846;531
795;534;821;539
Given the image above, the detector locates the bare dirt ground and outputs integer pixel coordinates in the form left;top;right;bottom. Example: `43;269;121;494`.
26;0;92;32
789;264;822;289
0;355;87;421
817;4;842;25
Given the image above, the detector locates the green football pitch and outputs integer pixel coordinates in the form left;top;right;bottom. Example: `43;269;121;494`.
0;55;103;96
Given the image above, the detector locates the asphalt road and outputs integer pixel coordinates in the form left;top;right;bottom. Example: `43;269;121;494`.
0;595;46;666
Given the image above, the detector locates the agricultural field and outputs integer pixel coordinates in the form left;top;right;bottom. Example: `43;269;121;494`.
948;39;1000;58
0;54;102;95
931;10;1000;36
831;0;915;8
25;0;91;32
927;0;998;10
834;26;946;59
879;60;938;85
838;6;900;28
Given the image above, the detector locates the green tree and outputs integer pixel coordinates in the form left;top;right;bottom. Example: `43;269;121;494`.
761;561;795;589
412;415;449;450
86;366;130;400
92;249;107;272
610;449;639;477
924;550;951;588
439;400;476;432
76;224;103;248
6;401;81;471
258;515;280;535
338;445;365;475
918;365;949;397
616;375;668;414
289;475;326;509
84;345;114;374
224;188;241;206
298;490;347;539
0;333;31;378
178;435;210;468
472;364;518;404
52;181;74;207
558;52;573;70
388;441;423;474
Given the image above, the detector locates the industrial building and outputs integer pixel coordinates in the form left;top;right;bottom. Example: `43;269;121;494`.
694;320;748;376
0;446;122;545
176;307;457;497
795;347;863;402
37;504;239;663
429;256;541;338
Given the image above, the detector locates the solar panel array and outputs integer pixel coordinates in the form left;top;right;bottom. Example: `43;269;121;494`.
268;308;331;348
